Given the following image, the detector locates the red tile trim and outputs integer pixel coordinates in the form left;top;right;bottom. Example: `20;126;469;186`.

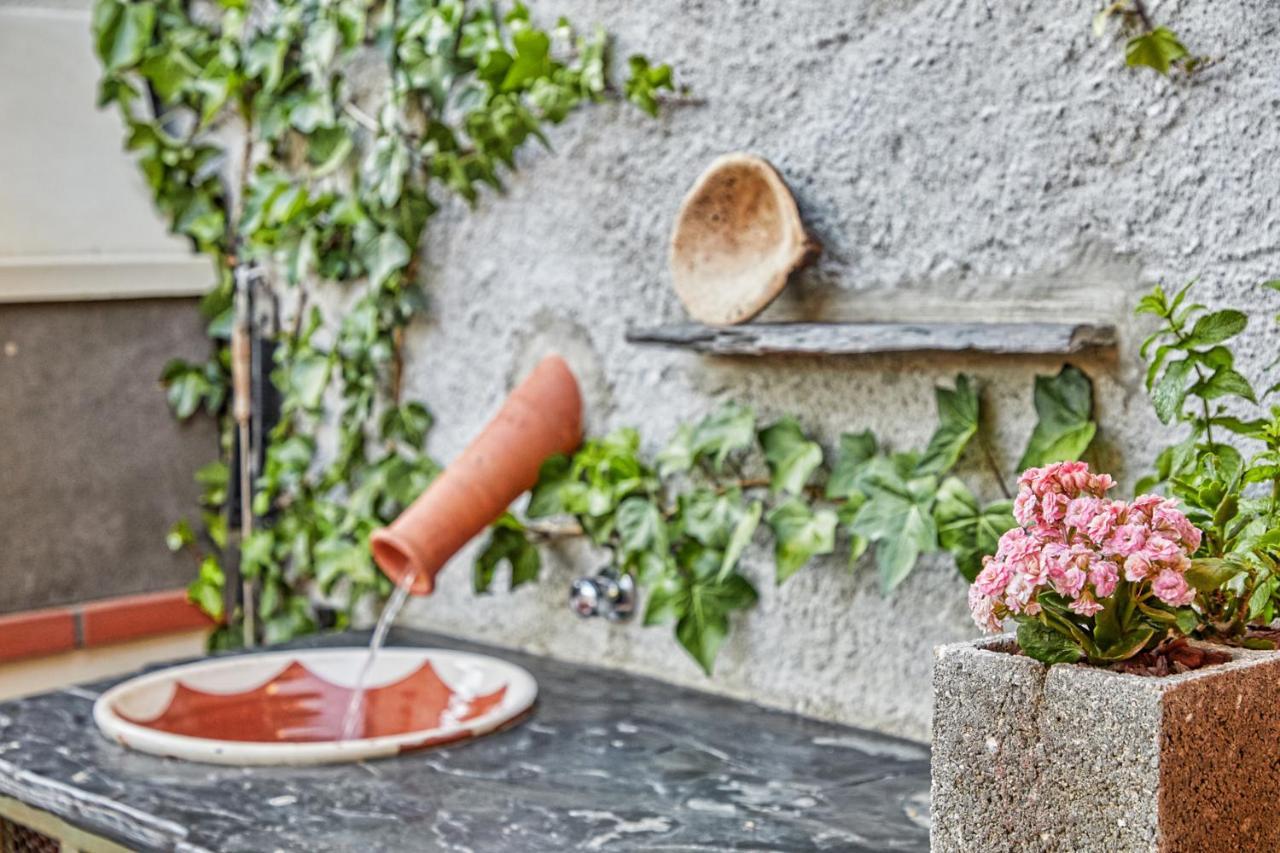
0;608;77;663
79;589;215;648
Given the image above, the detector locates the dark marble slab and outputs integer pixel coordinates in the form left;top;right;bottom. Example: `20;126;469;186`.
0;629;930;852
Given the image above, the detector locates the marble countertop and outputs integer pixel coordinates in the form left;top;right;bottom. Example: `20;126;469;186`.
0;629;930;852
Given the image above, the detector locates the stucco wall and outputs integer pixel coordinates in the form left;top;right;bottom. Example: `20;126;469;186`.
387;0;1280;742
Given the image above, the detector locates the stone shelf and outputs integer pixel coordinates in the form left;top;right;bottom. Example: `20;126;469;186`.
625;321;1118;357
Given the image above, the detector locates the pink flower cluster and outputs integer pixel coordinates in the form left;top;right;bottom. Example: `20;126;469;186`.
969;461;1202;633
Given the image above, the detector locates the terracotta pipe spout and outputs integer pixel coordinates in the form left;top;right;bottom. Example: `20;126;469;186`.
370;355;582;596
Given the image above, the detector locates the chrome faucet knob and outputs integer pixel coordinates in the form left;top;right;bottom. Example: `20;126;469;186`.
568;569;636;622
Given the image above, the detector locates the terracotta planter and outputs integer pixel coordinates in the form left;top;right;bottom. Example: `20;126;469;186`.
370;356;582;595
931;635;1280;852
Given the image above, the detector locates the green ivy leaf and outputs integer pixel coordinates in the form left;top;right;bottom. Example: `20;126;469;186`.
166;519;196;552
289;353;331;411
691;404;756;470
850;457;939;593
759;417;823;495
161;359;215;419
364;231;411;287
1016;620;1084;665
473;515;541;593
933;477;1015;582
766;497;837;584
379;402;433;448
656;424;695;477
194;460;228;506
616;496;667;556
307;126;355;176
502;29;553;92
680;489;739;548
915;375;978;477
1017;365;1097;470
826;430;876;499
527;455;572;517
720;500;762;580
187;555;225;620
657;549;758;675
1125;27;1188;75
623;54;674;116
315;539;376;594
93;0;156;72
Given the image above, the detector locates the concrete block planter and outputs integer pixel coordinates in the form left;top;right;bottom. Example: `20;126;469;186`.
932;635;1280;852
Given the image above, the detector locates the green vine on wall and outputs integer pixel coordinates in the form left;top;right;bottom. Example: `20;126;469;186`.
478;367;1100;674
92;0;676;646
1094;0;1209;75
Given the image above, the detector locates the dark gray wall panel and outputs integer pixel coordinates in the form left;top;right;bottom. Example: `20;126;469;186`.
0;299;216;613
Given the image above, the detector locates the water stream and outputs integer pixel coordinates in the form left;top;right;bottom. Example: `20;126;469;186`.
340;570;417;740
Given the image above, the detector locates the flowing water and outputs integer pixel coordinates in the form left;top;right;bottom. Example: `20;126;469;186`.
340;570;417;740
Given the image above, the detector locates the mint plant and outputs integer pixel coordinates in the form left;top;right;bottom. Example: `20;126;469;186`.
477;367;1100;673
1136;280;1280;642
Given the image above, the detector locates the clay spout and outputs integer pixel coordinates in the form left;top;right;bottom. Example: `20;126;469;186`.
370;355;582;595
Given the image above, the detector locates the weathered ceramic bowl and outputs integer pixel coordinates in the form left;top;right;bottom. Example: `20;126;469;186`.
669;153;819;326
93;648;537;766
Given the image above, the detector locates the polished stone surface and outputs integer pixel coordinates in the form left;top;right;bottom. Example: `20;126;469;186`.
0;629;930;852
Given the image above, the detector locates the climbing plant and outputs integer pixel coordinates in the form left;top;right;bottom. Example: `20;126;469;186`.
1093;0;1207;75
477;367;1100;673
92;0;676;646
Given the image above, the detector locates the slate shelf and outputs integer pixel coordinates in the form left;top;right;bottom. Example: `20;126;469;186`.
625;321;1119;357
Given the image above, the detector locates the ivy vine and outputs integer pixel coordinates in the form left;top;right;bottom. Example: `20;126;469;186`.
1094;0;1209;75
479;367;1100;674
92;0;676;646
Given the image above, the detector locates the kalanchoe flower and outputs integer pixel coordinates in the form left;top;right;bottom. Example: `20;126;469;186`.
1152;568;1195;608
969;461;1202;648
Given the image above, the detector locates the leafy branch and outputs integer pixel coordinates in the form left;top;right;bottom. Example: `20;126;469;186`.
94;0;677;646
1136;279;1280;643
476;367;1099;673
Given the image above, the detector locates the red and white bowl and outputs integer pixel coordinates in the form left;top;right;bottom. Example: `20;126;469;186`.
93;648;538;766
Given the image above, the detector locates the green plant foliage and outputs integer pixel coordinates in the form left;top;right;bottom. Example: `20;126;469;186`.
1093;2;1201;76
1016;619;1084;665
1136;279;1280;643
490;368;1098;674
767;498;838;584
1017;365;1097;470
933;478;1015;583
849;455;941;594
1125;27;1188;74
473;514;541;594
758;417;823;495
93;0;677;646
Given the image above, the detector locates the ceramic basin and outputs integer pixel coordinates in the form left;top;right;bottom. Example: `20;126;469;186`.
93;648;537;766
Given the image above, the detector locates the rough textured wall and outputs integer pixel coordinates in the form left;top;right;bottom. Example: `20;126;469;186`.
389;0;1280;741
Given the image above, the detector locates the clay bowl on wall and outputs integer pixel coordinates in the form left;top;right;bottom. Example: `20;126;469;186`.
669;153;820;326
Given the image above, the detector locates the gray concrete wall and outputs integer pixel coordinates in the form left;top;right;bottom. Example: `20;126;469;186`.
0;299;216;612
379;0;1280;741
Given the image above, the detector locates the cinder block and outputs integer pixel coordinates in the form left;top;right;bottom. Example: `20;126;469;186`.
931;635;1280;852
